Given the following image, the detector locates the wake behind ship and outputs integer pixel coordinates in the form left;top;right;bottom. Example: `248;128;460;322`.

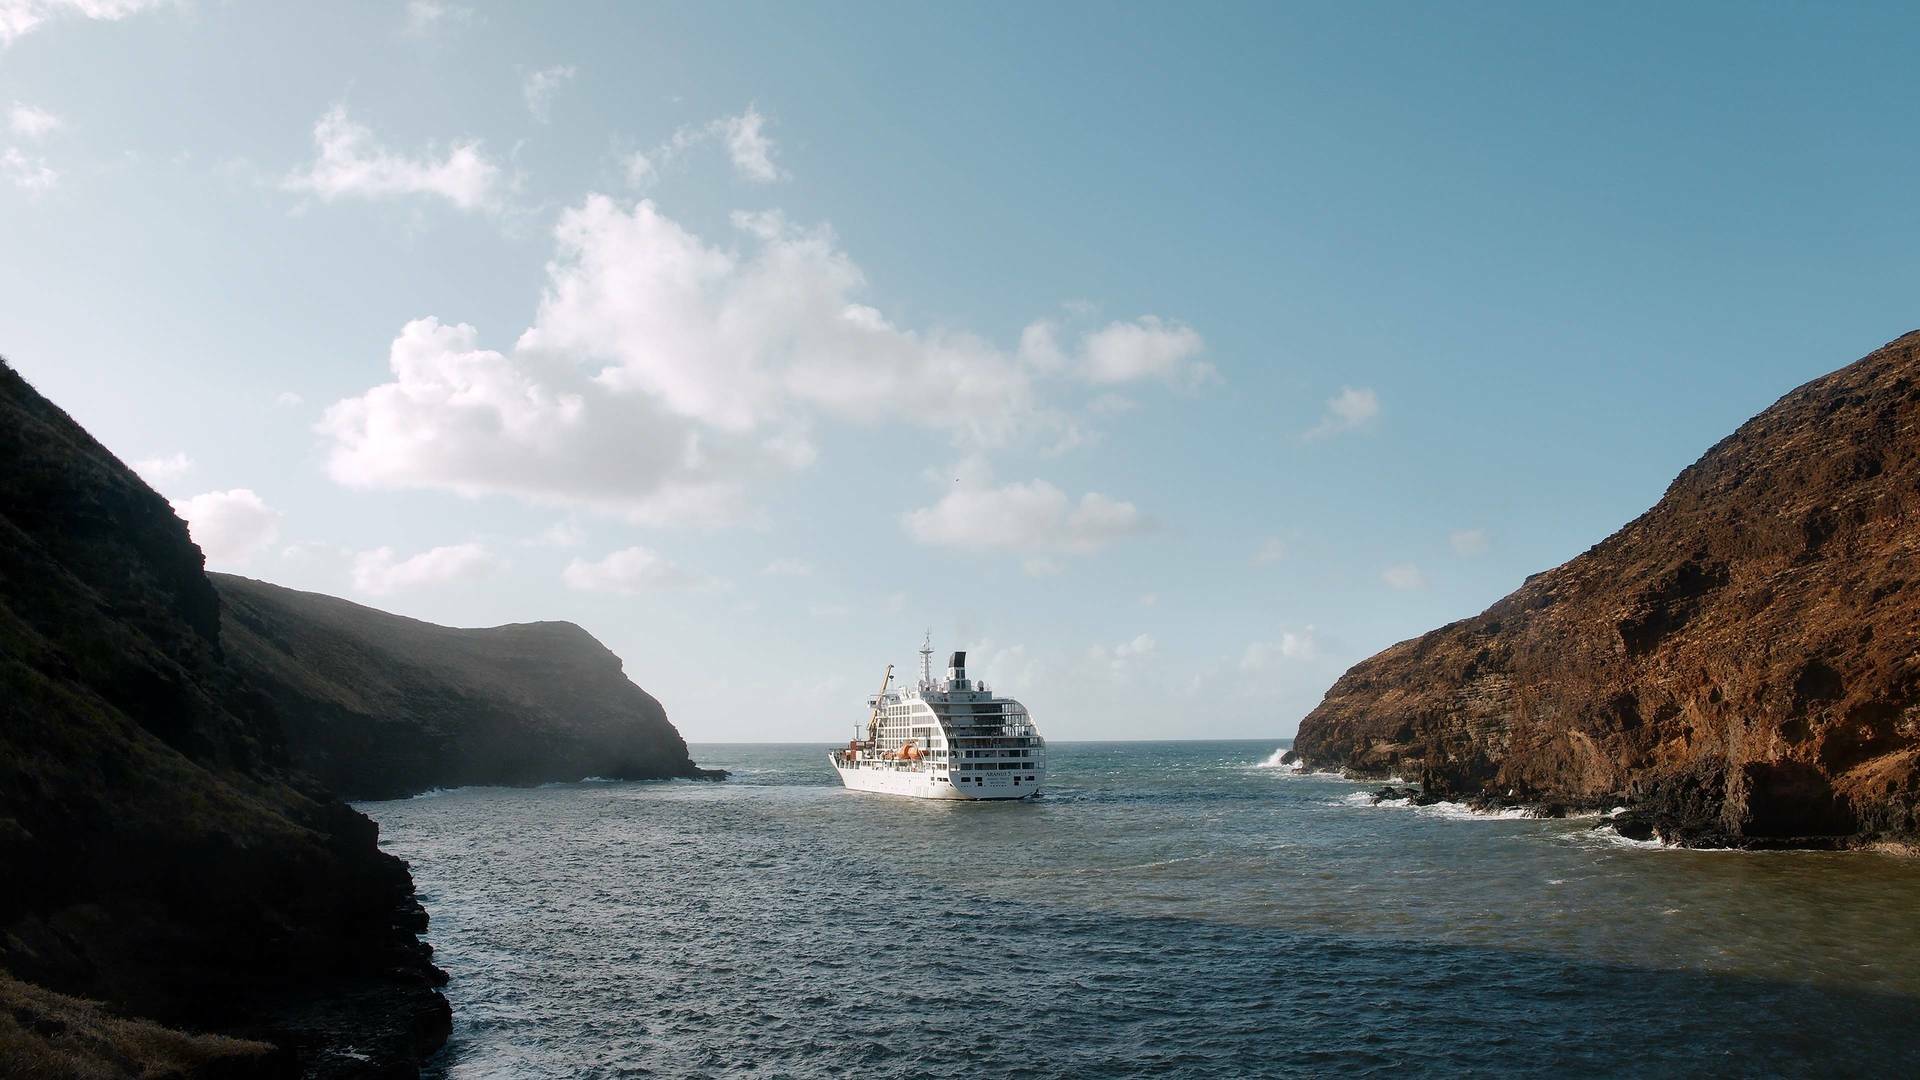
829;639;1045;800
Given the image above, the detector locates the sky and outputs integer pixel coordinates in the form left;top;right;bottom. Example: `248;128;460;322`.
5;2;1920;743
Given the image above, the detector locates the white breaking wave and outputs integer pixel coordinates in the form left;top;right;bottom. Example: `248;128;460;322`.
1340;790;1534;820
1255;747;1303;770
1559;826;1668;851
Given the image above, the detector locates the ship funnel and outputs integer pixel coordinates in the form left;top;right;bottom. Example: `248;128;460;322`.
947;650;968;689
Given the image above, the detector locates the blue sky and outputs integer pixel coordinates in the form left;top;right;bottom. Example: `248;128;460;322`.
4;1;1918;741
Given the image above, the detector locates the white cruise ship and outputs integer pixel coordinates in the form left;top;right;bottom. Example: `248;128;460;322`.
829;638;1045;800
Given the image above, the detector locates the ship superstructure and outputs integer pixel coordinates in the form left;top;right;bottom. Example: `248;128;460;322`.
828;636;1046;800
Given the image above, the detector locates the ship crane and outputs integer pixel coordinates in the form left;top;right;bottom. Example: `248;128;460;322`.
865;663;893;745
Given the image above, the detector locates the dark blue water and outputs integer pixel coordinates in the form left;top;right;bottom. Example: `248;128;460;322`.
363;741;1920;1078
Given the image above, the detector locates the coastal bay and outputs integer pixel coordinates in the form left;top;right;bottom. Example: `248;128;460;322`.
372;742;1920;1078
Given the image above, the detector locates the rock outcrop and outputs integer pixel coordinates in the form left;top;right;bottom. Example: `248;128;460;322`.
1294;332;1920;848
211;574;716;801
0;357;449;1074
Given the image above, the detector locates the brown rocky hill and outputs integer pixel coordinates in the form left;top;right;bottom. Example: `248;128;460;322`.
1294;331;1920;848
0;357;448;1075
212;574;716;801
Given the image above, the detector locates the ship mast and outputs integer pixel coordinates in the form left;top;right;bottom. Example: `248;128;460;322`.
919;629;934;689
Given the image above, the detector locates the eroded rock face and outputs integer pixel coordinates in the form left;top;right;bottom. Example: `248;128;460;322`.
0;357;448;1074
1294;332;1920;847
211;574;717;801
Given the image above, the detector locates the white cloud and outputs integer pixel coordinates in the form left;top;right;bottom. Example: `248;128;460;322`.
1;0;168;46
1021;316;1209;387
320;315;785;526
528;520;585;547
278;541;351;566
2;147;56;191
283;105;499;211
1017;321;1067;372
1240;629;1318;671
324;193;1199;528
402;0;470;35
522;64;575;124
762;557;813;577
1079;316;1211;385
1381;562;1427;590
352;542;504;595
520;196;1039;441
903;472;1148;556
562;545;702;594
1088;633;1156;673
173;488;282;567
622;150;655;186
1086;392;1139;416
274;391;304;407
133;451;192;483
629;105;785;185
1251;537;1287;565
973;641;1040;689
1449;528;1490;556
1021;557;1063;578
8;102;59;138
1139;592;1158;606
1305;386;1380;439
719;104;782;182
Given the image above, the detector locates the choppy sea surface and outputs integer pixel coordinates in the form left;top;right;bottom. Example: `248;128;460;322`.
362;741;1920;1078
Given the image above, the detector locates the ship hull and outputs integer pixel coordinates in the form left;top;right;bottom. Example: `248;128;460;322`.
830;758;1040;801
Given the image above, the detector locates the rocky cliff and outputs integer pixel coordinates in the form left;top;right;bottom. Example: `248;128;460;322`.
211;574;714;801
1294;332;1920;848
0;357;449;1075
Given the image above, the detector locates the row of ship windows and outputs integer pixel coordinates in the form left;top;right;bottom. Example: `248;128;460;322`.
955;762;1036;771
866;749;1038;760
874;731;1037;746
937;775;1038;783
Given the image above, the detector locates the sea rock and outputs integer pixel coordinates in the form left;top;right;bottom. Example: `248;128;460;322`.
1295;332;1920;848
1605;811;1657;843
1372;785;1442;806
0;357;447;1074
212;575;723;800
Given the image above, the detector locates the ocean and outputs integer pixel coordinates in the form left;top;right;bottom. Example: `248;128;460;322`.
362;741;1920;1078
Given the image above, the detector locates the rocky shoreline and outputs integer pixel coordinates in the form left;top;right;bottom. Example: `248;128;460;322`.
1291;333;1920;852
1286;748;1907;851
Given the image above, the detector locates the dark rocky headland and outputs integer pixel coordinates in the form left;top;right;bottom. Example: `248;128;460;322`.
0;357;448;1073
213;574;721;801
1293;332;1920;849
0;354;715;1074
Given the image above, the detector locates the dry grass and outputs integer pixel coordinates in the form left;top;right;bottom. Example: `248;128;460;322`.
0;973;278;1079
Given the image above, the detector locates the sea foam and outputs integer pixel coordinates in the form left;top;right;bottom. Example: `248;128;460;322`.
1255;747;1303;770
1340;790;1534;820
